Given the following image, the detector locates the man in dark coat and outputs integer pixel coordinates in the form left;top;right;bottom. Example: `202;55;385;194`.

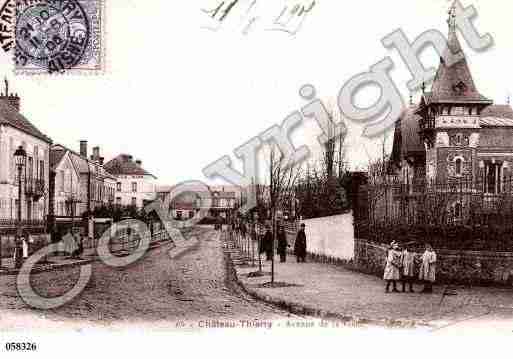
277;225;289;263
294;223;307;263
262;225;273;261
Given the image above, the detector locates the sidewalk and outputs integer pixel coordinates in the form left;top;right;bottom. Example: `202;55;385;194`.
227;234;513;330
0;234;175;276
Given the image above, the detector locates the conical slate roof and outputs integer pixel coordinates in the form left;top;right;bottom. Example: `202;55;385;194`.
428;9;491;104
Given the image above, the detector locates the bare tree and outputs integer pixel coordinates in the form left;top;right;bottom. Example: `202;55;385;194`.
266;144;302;283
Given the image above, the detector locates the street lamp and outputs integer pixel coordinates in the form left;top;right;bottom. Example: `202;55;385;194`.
14;145;27;269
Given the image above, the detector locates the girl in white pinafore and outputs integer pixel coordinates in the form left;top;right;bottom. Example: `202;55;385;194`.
419;244;437;293
401;245;417;293
383;242;402;293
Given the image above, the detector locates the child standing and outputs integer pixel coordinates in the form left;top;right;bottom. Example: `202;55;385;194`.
401;244;417;293
384;241;402;293
419;244;437;293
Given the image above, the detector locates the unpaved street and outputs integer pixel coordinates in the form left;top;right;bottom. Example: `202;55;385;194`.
0;227;293;330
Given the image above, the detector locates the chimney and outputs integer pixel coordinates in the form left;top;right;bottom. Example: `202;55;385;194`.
80;140;88;158
135;159;142;167
0;79;20;112
92;146;100;161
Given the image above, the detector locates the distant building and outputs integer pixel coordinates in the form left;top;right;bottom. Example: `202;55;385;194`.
0;80;51;235
104;154;157;208
155;185;238;220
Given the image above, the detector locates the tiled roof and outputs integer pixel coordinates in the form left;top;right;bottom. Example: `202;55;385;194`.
481;105;513;120
171;202;195;210
51;144;116;180
0;99;51;143
104;154;156;178
480;118;513;127
429;27;491;104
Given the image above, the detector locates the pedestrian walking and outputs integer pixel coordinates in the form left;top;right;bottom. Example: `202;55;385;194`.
294;223;307;263
419;244;437;293
262;225;273;261
13;235;23;269
401;243;417;293
276;224;290;263
22;235;29;261
384;241;402;293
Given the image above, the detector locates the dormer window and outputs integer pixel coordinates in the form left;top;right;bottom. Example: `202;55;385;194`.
452;81;467;95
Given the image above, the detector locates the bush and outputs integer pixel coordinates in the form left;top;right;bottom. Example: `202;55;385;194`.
355;222;513;252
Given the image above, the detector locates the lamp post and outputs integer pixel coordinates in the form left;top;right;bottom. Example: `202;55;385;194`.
14;145;27;269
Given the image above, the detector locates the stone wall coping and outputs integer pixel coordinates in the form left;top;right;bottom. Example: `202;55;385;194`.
355;238;513;259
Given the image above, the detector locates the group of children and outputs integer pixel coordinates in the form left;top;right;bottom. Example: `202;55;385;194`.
383;241;437;294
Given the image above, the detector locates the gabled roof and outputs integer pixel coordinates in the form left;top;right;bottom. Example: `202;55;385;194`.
0;99;52;143
427;17;491;105
50;148;66;170
51;144;116;180
49;148;81;179
104;154;156;179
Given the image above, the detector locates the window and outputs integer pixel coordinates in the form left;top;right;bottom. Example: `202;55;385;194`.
485;162;502;194
116;197;122;205
189;211;194;219
131;182;137;193
116;182;121;192
455;158;462;176
39;160;44;181
131;197;137;206
453;202;462;220
60;171;65;191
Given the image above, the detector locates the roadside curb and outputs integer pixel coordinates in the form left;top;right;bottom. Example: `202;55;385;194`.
232;260;430;329
222;233;432;329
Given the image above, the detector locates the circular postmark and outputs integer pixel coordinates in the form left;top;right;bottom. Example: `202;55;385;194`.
15;0;90;73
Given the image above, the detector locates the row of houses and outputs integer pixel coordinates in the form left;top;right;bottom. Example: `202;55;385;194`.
0;80;157;239
155;185;240;221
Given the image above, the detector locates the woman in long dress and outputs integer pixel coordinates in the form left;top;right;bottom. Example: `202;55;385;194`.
419;244;437;293
384;241;402;293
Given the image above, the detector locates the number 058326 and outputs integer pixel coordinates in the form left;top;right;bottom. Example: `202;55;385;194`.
5;342;37;351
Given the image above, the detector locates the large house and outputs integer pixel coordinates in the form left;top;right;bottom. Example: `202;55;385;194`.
0;80;51;235
391;8;513;197
104;154;157;208
49;142;116;231
48;142;116;239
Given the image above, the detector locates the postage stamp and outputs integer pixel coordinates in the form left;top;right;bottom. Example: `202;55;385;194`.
13;0;104;74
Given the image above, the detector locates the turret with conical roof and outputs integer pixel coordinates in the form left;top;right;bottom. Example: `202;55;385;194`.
425;2;492;105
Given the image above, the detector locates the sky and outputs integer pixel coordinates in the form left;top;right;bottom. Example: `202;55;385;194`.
1;0;512;186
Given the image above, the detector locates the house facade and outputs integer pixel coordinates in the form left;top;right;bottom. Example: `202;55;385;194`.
48;142;116;239
391;9;513;196
104;154;157;209
0;83;51;235
51;142;116;216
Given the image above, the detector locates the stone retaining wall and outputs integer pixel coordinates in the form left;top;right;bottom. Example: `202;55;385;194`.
354;238;513;286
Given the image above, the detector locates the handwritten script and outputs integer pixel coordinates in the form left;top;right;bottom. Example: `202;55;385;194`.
201;0;316;36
